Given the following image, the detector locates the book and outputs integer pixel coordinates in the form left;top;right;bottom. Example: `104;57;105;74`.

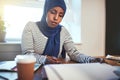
0;61;42;72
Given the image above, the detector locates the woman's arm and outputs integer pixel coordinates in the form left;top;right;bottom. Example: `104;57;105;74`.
62;27;104;63
21;22;46;64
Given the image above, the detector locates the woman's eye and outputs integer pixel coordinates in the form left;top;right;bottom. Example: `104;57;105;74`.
50;10;56;14
49;9;64;17
59;14;64;17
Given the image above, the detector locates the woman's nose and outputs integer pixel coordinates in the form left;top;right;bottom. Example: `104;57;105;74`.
54;14;59;20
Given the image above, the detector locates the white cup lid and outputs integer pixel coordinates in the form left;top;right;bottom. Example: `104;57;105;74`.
15;55;36;63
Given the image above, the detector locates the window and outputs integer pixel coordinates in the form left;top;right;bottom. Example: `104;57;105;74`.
2;0;81;43
4;5;43;41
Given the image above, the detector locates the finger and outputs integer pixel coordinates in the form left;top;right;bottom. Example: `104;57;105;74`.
52;57;58;61
56;61;62;64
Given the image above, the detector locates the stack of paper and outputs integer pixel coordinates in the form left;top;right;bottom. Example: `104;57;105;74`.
106;54;120;61
44;63;119;80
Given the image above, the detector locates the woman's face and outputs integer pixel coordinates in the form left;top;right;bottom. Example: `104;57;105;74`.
46;6;64;28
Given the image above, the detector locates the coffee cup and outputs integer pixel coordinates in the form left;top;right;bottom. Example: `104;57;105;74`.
15;55;36;80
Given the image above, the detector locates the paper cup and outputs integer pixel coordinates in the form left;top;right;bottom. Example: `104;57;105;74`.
15;55;36;80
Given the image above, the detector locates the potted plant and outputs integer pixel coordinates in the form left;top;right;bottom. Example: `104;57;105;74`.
0;16;6;42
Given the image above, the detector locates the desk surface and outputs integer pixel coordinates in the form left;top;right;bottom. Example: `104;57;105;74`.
0;57;120;80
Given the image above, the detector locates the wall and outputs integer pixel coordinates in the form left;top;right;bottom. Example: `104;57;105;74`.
0;42;21;61
76;0;105;56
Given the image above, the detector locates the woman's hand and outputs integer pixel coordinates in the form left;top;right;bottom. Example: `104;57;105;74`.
90;57;105;63
45;56;62;64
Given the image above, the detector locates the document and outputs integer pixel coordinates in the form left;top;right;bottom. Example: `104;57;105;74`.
44;63;119;80
0;61;41;72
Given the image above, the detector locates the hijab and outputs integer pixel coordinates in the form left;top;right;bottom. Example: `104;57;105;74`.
36;0;66;58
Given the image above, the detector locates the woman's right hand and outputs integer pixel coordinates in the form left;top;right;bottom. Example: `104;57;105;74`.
45;56;62;64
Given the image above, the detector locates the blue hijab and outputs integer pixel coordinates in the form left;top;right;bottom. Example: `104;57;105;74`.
36;0;66;58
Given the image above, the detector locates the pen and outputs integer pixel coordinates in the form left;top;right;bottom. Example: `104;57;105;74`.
0;75;9;80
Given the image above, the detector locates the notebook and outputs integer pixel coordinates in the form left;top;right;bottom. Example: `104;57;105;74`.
0;61;42;72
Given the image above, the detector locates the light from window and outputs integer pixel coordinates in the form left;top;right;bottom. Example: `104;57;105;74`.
62;0;81;43
4;5;42;41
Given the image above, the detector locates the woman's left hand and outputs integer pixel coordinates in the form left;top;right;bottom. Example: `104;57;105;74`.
90;57;105;63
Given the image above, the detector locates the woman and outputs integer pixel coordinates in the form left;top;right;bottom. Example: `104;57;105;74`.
21;0;104;64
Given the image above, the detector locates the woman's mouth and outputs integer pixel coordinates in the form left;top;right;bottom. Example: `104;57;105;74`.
52;22;57;25
50;22;58;27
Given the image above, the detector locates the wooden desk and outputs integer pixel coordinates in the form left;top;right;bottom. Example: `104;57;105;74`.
96;56;120;66
34;57;120;80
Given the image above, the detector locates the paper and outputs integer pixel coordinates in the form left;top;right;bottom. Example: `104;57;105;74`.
0;61;16;71
44;63;119;80
106;54;120;61
0;72;17;80
0;61;41;72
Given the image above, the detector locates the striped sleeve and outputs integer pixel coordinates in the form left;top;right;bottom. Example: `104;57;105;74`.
76;54;96;63
25;52;47;64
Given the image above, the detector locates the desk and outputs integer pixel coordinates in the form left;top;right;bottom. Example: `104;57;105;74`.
0;57;120;80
